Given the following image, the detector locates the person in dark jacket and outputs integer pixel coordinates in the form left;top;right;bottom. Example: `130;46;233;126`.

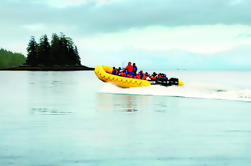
139;70;144;79
112;67;116;75
132;63;137;76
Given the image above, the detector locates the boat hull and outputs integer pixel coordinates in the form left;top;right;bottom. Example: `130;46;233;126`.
95;66;184;88
95;66;151;88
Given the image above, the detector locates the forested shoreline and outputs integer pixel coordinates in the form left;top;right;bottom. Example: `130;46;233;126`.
0;49;26;68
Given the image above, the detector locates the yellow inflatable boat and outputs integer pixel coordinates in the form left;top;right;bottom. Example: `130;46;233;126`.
95;66;184;88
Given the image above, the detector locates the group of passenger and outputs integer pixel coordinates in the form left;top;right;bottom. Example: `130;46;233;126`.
112;62;168;81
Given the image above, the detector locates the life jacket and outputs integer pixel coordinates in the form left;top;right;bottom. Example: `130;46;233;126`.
151;76;157;80
143;76;146;80
115;69;119;75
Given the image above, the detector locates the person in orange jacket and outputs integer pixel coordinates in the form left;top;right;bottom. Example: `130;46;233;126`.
136;74;141;79
151;72;157;80
142;74;147;80
121;71;126;77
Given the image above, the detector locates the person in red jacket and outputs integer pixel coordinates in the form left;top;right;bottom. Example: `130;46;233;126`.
124;62;133;73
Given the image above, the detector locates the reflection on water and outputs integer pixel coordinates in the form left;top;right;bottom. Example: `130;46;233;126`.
96;93;152;112
30;107;72;115
96;92;183;113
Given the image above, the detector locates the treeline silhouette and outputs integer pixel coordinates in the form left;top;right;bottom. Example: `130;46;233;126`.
26;33;81;66
0;49;26;68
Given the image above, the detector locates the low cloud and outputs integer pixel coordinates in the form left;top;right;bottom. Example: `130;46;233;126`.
1;0;251;35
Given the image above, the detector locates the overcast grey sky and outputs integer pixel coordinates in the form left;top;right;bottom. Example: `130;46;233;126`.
1;0;251;69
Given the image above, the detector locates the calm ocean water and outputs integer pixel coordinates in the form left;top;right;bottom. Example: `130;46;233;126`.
1;70;251;166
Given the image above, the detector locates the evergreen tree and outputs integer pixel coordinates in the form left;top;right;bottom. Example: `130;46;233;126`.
37;34;51;66
64;36;75;65
60;33;73;65
50;33;61;65
74;46;81;66
59;33;69;65
26;36;38;66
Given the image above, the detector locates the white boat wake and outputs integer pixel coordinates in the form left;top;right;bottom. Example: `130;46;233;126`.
100;83;251;102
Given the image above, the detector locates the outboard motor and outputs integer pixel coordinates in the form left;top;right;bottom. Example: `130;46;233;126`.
153;77;179;86
169;78;179;85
